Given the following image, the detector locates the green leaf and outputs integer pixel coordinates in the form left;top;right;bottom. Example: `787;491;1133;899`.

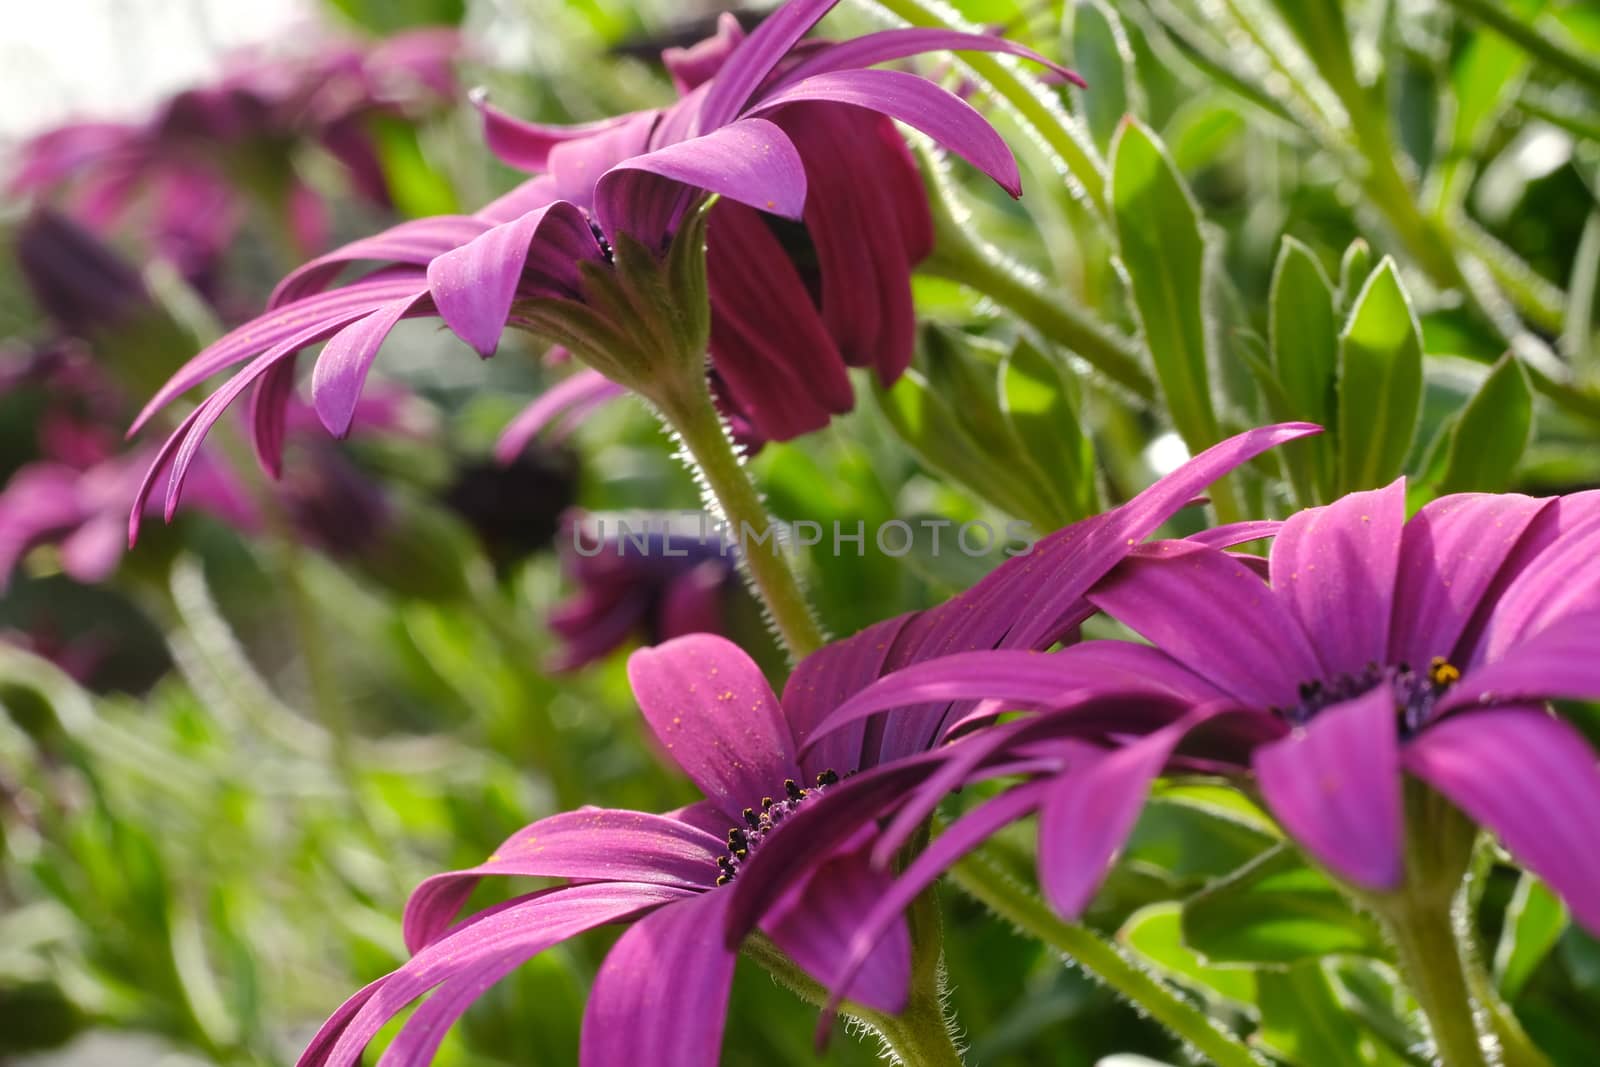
1110;118;1219;453
1183;844;1390;966
1263;0;1360;104
1494;874;1569;1001
1339;239;1375;311
1256;962;1377;1067
1269;237;1340;502
1073;1;1135;152
1337;259;1425;493
1119;903;1257;1006
1163;98;1247;175
1000;340;1101;521
1434;353;1535;494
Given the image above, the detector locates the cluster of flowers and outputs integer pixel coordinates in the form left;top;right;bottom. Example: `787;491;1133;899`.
104;0;1600;1063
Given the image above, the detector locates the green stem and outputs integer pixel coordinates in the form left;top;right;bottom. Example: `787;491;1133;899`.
1442;0;1600;96
655;377;826;662
1373;898;1491;1067
948;845;1264;1067
1463;945;1552;1067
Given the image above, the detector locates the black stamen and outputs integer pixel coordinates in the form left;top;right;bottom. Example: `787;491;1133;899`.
784;779;803;801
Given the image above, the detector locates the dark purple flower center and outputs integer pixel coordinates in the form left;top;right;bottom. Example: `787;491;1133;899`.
715;770;839;886
1281;657;1461;736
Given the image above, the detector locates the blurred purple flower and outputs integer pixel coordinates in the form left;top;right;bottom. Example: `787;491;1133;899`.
548;512;737;671
441;447;579;570
796;480;1600;996
8;30;461;295
15;209;151;336
125;0;1075;530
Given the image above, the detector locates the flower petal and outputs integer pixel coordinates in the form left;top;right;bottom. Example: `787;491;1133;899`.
311;293;429;437
249;361;298;478
770;27;1083;91
627;634;801;824
1090;541;1322;707
594;117;807;245
403;809;723;953
762;843;911;1014
697;0;841;131
1404;706;1600;934
1040;705;1232;916
785;614;915;780
496;369;627;462
1253;686;1404;891
581;889;736;1067
270;216;487;306
304;884;687;1067
1268;479;1407;680
659;561;729;642
473;92;640;174
426;201;600;356
1389;493;1551;667
748;68;1021;197
1441;611;1600;713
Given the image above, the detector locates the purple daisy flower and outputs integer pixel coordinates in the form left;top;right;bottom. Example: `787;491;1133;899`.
547;512;738;672
296;634;925;1067
793;479;1600;999
124;0;1076;532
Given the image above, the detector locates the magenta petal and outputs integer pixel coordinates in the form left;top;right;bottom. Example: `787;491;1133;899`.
377;953;531;1067
626;635;801;823
786;614;914;779
1389;493;1551;667
1269;480;1407;679
474;93;639;173
311;294;427;437
57;514;124;584
749;68;1022;197
1089;541;1322;707
1039;706;1226;917
249;361;298;478
270;216;487;306
496;370;627;462
427;202;599;357
307;884;687;1067
594;117;807;242
1479;525;1600;663
762;843;911;1014
1253;686;1404;891
1405;707;1600;935
403;808;723;953
697;0;841;130
581;890;736;1067
1188;520;1283;549
1441;611;1600;713
772;27;1083;90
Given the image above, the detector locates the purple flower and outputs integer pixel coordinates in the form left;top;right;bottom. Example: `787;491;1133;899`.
441;447;579;570
8;31;460;295
295;634;925;1067
547;512;738;671
15;209;151;337
796;480;1600;995
125;0;1075;530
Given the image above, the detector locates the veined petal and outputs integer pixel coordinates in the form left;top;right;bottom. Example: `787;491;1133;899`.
581;889;737;1067
627;635;801;824
130;272;430;435
763;843;911;1014
1090;541;1322;707
546;110;661;211
1441;611;1600;713
1253;686;1404;891
786;614;915;780
248;361;298;478
496;369;627;462
768;27;1083;91
1269;480;1407;680
312;292;429;437
426;201;601;357
270;216;487;306
303;884;687;1067
697;0;842;131
1389;493;1551;667
1040;704;1234;916
473;92;640;173
747;68;1022;197
403;808;723;953
1188;520;1283;549
594;117;807;245
1404;706;1600;934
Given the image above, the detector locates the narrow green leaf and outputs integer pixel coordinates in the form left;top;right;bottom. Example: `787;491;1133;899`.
1337;259;1425;493
1000;340;1100;521
1263;0;1359;103
1163;98;1247;175
1270;237;1340;428
1073;0;1135;152
1120;903;1257;1006
1257;962;1375;1067
1494;874;1569;1001
1339;239;1375;311
1110;118;1219;453
1183;844;1390;966
1435;353;1535;494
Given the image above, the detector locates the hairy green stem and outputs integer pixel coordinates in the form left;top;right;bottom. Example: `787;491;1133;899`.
655;377;826;662
948;845;1263;1067
1374;897;1492;1067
